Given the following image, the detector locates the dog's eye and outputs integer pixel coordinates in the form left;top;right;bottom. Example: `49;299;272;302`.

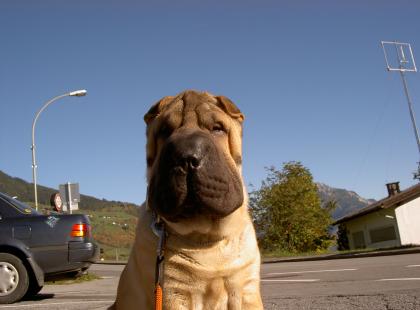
211;123;226;134
158;125;173;138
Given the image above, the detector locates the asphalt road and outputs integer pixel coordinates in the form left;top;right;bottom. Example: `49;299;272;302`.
262;253;420;309
3;253;420;309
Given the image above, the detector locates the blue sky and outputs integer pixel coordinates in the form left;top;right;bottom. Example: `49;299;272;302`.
1;1;420;204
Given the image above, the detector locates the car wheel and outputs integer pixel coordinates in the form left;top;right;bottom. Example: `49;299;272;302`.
0;253;29;304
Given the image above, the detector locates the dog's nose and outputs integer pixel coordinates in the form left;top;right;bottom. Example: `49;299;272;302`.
169;131;211;172
181;153;201;170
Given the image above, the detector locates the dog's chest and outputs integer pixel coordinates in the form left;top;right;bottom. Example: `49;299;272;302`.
162;238;253;309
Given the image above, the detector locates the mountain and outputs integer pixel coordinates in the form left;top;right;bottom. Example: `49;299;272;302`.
0;170;139;214
317;183;376;220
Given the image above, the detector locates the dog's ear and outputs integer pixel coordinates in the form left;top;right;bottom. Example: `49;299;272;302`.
144;96;174;125
215;96;244;123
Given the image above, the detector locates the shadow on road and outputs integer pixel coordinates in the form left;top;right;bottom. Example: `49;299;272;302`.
22;293;55;302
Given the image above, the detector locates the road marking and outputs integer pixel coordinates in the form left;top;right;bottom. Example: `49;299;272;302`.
266;268;357;276
52;292;116;296
0;300;111;308
375;278;420;281
261;279;320;282
406;265;420;268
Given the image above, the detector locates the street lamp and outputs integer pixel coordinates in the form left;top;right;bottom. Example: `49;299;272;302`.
31;89;87;211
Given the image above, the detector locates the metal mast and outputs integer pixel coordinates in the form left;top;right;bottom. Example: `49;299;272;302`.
381;41;420;181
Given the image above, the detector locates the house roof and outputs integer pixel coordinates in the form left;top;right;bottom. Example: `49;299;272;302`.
334;183;420;225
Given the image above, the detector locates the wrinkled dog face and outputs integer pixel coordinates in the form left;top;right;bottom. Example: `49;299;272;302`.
145;90;245;222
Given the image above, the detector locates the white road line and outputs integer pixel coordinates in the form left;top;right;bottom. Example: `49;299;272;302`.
0;300;112;308
266;268;357;276
51;292;116;296
375;278;420;281
406;265;420;268
261;279;320;283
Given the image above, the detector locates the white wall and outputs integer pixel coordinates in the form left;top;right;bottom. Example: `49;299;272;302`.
345;208;400;250
395;196;420;246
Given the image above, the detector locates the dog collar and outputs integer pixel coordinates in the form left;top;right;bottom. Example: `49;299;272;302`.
151;213;166;310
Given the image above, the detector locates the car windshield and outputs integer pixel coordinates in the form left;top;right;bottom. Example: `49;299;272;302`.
0;193;41;215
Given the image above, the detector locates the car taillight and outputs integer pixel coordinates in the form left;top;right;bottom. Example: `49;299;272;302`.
71;223;90;238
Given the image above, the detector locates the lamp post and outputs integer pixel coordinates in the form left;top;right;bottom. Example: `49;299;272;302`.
31;89;87;211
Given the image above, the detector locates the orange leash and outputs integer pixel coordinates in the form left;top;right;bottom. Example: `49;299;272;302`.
155;284;163;310
152;215;166;310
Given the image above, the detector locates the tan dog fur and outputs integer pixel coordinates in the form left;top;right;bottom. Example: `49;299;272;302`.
113;91;263;309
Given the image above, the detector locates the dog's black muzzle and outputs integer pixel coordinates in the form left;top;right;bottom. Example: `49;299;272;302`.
148;129;244;222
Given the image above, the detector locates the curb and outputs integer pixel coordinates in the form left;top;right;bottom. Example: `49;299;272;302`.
95;260;128;265
262;247;420;264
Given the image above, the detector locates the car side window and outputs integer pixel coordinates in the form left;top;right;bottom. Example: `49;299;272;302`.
0;197;14;217
0;197;8;208
0;194;38;217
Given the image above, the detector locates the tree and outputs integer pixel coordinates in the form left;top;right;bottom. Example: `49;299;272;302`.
250;161;333;253
337;224;350;251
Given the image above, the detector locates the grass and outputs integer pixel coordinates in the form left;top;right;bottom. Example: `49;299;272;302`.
74;209;136;261
46;273;101;285
262;249;331;258
99;244;132;261
261;247;383;258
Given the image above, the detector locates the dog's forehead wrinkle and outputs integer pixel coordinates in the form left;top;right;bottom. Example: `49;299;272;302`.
178;101;199;128
181;112;198;128
160;113;181;130
193;108;229;131
168;96;223;130
162;100;182;116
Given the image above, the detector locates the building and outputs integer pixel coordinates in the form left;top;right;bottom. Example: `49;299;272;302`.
334;182;420;250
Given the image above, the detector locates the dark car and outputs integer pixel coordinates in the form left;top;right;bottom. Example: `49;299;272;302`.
0;192;99;304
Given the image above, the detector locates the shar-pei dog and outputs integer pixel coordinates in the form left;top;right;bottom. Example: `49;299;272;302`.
113;90;262;310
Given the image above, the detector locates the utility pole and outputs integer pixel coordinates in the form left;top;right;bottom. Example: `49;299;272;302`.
381;41;420;180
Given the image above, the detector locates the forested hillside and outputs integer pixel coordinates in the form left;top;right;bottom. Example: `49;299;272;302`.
0;170;139;215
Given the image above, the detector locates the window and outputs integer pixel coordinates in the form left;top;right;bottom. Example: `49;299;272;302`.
0;193;40;217
369;226;396;243
0;197;15;217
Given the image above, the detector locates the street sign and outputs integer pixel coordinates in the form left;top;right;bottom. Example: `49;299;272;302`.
59;182;80;213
